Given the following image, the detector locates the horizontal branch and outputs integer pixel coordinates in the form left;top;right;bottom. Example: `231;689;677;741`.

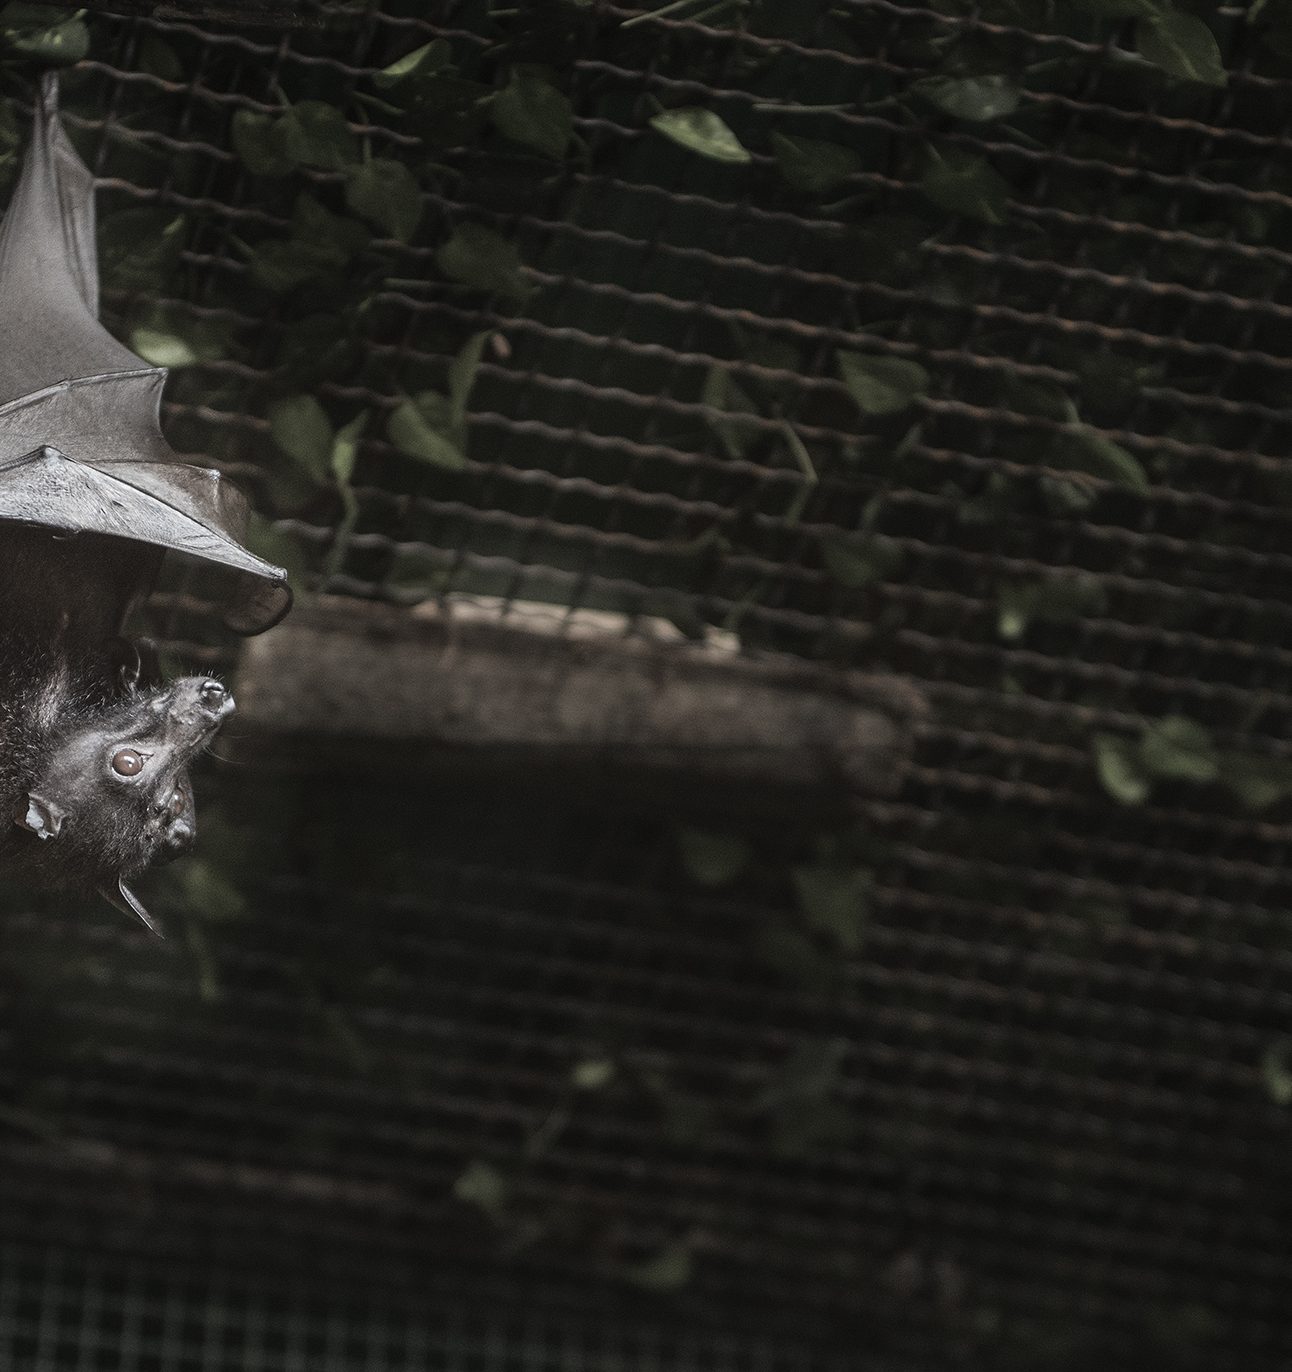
232;598;925;805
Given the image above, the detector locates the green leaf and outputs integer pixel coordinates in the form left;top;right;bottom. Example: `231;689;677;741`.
1137;12;1227;86
330;411;367;487
298;190;370;249
821;533;903;588
279;100;361;169
1050;425;1149;493
448;330;490;429
920;148;1010;224
344;159;423;243
492;67;574;159
291;193;370;266
996;584;1033;642
387;394;467;471
1093;733;1151;805
701;366;762;459
245;195;371;292
1006;377;1077;423
1219;754;1292;812
958;471;1021;526
179;915;221;1003
677;829;752;887
625;1242;692;1292
752;922;841;993
1074;351;1158;412
375;38;451;87
137;32;181;80
1138;716;1219;784
995;575;1107;641
769;1100;855;1157
170;858;246;925
912;75;1021;121
129;328;200;369
4;12;87;62
98;210;187;289
755;1042;854;1157
790;863;872;954
453;1160;509;1218
269;394;334;482
650;107;751;164
1039;477;1098;517
400;73;494;148
243;516;312;595
1262;1040;1292;1106
246;240;325;293
128;304;232;371
755;1038;846;1110
436;223;531;301
837;351;929;415
276;313;358;384
770;132;860;193
571;1058;616;1091
231;110;296;178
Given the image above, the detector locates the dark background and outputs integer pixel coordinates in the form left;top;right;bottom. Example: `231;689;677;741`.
1;1;1291;1367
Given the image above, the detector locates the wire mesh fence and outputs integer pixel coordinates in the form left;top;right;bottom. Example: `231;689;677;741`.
1;0;1291;1367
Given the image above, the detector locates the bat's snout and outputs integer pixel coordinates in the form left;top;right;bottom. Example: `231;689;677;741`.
164;677;236;737
198;679;233;718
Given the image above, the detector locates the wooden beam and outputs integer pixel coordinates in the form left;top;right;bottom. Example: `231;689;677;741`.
232;598;925;803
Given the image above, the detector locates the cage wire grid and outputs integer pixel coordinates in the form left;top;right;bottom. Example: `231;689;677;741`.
0;1238;857;1372
0;0;1291;1368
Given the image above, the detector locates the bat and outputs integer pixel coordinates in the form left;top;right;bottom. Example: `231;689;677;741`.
0;74;291;933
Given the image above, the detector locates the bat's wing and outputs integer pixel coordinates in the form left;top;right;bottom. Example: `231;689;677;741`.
0;73;291;634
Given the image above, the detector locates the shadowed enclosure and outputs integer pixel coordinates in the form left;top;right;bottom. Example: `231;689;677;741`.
1;2;1291;1369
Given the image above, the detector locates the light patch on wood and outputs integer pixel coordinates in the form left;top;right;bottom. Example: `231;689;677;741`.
412;594;742;654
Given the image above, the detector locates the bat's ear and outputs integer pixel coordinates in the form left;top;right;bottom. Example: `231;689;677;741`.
108;637;163;693
136;639;164;690
100;878;163;939
159;814;196;863
15;793;66;841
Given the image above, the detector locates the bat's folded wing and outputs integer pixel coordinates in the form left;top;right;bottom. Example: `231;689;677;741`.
0;76;292;635
0;373;292;633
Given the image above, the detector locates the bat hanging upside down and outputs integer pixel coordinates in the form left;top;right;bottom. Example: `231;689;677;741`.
0;75;290;933
0;526;235;933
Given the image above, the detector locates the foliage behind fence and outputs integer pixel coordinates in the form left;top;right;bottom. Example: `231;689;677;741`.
1;1;1291;1367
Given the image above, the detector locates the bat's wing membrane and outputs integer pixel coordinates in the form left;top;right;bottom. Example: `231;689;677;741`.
0;445;291;635
0;73;292;634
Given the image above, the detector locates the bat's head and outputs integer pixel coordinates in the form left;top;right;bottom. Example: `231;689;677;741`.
11;676;235;934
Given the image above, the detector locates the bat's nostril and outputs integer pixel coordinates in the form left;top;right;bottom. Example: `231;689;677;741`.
200;681;227;710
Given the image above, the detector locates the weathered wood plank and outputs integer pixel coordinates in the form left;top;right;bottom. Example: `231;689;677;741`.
233;598;925;803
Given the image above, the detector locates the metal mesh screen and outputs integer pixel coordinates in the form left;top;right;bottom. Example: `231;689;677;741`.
2;1;1292;1368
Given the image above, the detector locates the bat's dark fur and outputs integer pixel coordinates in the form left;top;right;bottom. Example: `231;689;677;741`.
0;74;284;933
0;524;235;927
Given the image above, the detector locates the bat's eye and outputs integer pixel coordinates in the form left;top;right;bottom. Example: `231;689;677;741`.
167;788;186;817
111;748;146;777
